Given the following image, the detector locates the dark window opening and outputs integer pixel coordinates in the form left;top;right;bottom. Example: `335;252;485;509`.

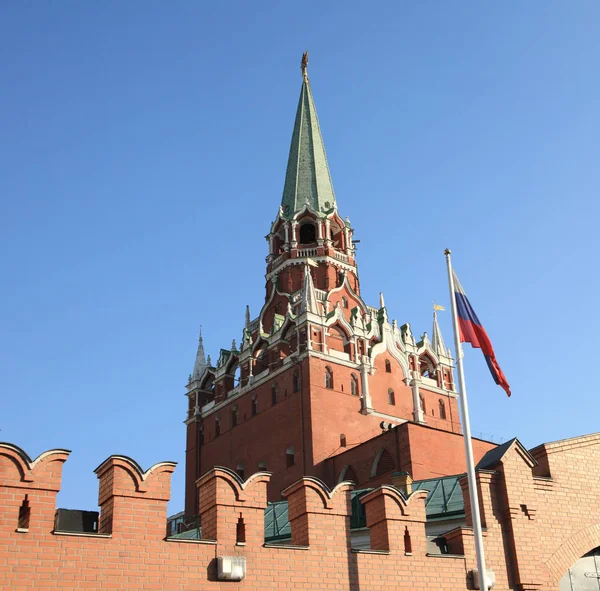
236;464;245;480
439;399;447;419
340;434;347;448
252;396;258;416
215;417;221;437
258;461;267;470
341;296;348;308
388;389;396;406
236;514;246;544
404;527;412;554
286;447;296;468
351;375;359;396
419;395;426;414
385;359;391;373
299;223;316;244
293;370;300;393
18;495;30;530
271;384;278;405
325;367;334;389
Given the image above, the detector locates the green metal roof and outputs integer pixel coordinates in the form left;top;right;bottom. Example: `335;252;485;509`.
169;475;464;542
412;475;465;520
280;78;336;220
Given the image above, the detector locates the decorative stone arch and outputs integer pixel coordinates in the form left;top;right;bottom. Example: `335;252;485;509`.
199;370;216;392
371;448;396;478
418;351;437;378
370;324;410;378
327;273;368;317
545;522;600;585
327;321;352;355
338;464;358;484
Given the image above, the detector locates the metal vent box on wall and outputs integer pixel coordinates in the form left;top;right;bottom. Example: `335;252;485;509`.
54;509;99;534
217;556;246;581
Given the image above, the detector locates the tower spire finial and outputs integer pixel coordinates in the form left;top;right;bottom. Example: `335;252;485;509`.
301;51;309;83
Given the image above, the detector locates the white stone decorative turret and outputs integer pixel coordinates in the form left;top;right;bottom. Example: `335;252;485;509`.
191;326;207;381
431;310;447;358
299;262;319;315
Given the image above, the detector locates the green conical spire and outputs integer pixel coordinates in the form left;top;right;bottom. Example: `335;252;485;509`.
281;54;336;219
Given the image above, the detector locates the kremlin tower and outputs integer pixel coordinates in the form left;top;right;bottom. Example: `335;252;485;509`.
183;55;491;517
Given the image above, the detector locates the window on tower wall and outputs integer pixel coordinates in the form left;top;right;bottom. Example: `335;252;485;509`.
388;389;396;406
439;399;446;419
252;395;258;416
325;367;334;389
341;296;348;308
351;374;359;396
215;416;221;437
293;370;300;392
385;359;391;373
338;271;344;287
286;446;296;468
271;384;278;405
299;223;316;244
419;395;426;414
232;406;238;427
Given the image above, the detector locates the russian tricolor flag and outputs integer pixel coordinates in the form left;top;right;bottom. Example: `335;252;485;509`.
453;271;511;397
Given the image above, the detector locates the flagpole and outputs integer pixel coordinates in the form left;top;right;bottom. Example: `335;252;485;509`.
444;248;489;591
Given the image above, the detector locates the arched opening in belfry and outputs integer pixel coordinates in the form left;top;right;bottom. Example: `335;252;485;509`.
299;222;316;245
559;547;600;590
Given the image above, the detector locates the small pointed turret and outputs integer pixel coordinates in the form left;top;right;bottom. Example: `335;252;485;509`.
300;263;319;314
192;326;207;381
280;53;336;219
245;305;251;328
431;309;447;357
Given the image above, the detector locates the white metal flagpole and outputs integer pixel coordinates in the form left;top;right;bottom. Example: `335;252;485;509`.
444;248;489;591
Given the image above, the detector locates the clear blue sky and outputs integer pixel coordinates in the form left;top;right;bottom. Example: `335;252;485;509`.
2;2;599;513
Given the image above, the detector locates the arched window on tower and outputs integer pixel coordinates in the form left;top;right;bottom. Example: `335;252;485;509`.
341;296;348;308
293;370;300;393
388;389;396;406
372;448;396;478
271;384;278;405
299;223;316;244
385;359;392;373
350;374;359;396
338;271;345;287
340;464;358;484
340;433;347;448
325;367;334;389
439;399;446;420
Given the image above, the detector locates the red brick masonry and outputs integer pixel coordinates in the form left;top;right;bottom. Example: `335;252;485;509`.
1;434;599;590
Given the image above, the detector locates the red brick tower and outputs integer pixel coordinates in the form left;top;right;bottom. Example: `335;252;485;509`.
184;57;463;517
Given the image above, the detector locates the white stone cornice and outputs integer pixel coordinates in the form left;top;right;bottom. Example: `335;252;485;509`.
266;254;356;281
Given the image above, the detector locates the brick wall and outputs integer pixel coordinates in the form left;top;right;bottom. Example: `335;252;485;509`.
3;435;599;590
